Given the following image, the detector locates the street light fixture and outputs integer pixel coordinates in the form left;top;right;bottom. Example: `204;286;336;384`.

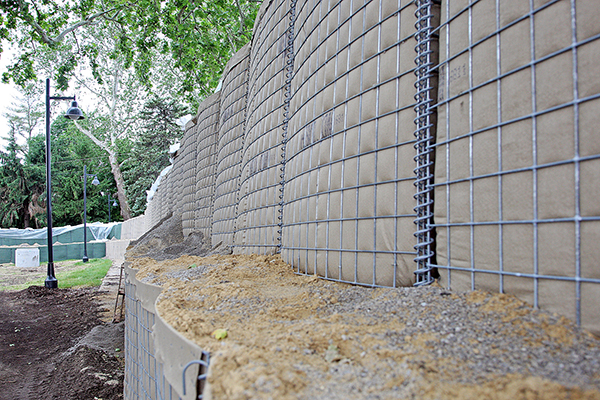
101;192;119;223
83;165;99;263
45;78;84;288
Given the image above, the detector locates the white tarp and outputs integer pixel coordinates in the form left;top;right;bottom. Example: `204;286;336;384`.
0;222;119;242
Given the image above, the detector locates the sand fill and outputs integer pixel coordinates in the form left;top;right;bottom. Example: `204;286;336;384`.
126;253;600;400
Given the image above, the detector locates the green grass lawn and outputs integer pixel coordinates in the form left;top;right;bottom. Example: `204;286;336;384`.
0;258;113;291
54;258;113;288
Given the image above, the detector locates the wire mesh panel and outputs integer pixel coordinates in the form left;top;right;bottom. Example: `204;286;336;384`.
212;44;251;247
124;280;159;400
181;120;199;236
281;0;419;287
193;93;221;237
148;174;170;228
432;0;600;334
124;270;204;400
145;198;157;229
233;0;295;254
170;146;185;216
159;172;175;227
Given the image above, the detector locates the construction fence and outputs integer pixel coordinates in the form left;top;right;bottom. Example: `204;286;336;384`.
127;0;600;397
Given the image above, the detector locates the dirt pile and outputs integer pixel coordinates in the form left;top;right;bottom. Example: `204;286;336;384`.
0;286;124;400
128;254;600;400
126;213;230;261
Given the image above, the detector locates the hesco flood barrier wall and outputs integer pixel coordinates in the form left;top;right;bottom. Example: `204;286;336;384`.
124;263;210;400
126;1;600;397
144;0;600;334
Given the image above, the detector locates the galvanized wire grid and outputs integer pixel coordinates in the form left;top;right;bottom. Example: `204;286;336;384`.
124;280;209;400
432;0;600;328
234;0;295;254
182;123;199;236
124;280;160;400
212;51;251;247
282;0;419;287
193;95;221;237
171;136;186;214
412;0;438;286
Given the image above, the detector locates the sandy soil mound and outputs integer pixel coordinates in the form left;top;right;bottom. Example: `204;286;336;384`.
127;254;600;400
127;213;230;261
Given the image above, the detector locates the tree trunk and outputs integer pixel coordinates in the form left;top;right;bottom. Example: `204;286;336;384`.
108;152;131;220
73;120;132;220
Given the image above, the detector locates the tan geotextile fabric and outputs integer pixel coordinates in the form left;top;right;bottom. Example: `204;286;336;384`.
212;44;251;248
171;138;186;213
124;263;161;400
281;0;419;287
124;263;207;400
181;121;199;236
193;93;221;237
233;0;291;255
434;0;600;335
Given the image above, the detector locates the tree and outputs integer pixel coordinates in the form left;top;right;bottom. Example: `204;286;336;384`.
122;96;187;216
31;21;151;221
0;128;46;228
43;117;121;226
0;82;48;228
3;82;44;143
1;0;262;102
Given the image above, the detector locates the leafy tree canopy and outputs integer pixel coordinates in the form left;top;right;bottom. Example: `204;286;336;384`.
1;0;262;105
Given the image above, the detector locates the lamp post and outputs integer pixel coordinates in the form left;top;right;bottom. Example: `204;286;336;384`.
83;165;100;263
105;193;118;223
45;78;84;288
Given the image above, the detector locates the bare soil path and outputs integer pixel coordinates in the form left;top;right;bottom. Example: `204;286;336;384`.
0;264;124;400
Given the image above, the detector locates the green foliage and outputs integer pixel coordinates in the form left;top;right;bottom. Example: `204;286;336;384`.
0;82;47;228
122;96;187;216
0;121;125;229
47;116;123;226
0;126;46;228
1;0;262;103
0;130;26;227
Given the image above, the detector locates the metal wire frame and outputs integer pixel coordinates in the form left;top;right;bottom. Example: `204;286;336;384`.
124;278;209;400
233;0;296;253
212;55;252;244
124;281;160;400
412;0;438;286
181;124;199;236
430;0;599;327
232;55;253;247
181;353;211;400
193;98;221;237
278;0;298;248
282;0;419;287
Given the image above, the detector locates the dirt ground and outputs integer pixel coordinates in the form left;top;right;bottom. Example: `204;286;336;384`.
0;264;124;400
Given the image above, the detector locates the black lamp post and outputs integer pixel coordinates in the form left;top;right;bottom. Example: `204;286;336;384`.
83;165;100;263
45;78;84;288
105;193;118;223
